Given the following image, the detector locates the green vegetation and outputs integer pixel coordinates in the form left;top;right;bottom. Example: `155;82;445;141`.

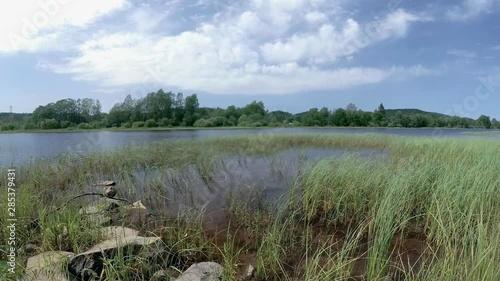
1;90;499;132
1;134;499;280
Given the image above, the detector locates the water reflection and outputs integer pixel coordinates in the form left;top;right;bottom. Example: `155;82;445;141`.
0;128;498;165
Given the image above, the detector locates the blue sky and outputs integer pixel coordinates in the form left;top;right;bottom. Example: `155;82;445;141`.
0;0;499;119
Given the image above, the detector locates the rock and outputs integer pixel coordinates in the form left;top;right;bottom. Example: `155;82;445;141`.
246;265;255;279
174;262;223;281
122;200;148;228
104;198;126;210
68;227;162;279
79;199;149;228
79;202;112;226
23;251;74;281
95;180;116;186
108;200;149;228
103;186;117;198
78;198;123;226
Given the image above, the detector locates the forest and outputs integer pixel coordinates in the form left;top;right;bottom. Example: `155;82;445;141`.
0;89;498;131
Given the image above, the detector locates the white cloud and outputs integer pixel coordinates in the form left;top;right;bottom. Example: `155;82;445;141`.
33;1;434;95
447;49;477;58
393;65;441;78
260;9;429;65
446;0;498;21
128;7;167;32
305;11;328;24
0;0;129;53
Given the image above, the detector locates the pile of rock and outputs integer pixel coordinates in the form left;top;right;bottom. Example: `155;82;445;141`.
23;226;223;281
22;181;224;281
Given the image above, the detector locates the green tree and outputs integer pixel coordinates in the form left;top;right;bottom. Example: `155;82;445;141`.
319;107;330;126
478;115;492;129
173;93;185;125
373;103;386;125
242;101;266;116
491;118;499;129
332;108;348;126
183;94;199;126
345;103;360;126
225;105;241;122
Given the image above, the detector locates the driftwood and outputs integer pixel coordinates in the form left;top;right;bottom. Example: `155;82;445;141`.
30;180;130;228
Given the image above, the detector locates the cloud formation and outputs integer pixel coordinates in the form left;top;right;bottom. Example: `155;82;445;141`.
1;0;441;96
447;49;477;58
0;0;129;52
37;0;434;95
446;0;498;21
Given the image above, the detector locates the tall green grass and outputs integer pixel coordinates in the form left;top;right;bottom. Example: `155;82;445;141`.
0;134;498;280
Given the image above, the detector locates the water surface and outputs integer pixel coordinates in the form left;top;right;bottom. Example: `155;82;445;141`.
0;128;498;165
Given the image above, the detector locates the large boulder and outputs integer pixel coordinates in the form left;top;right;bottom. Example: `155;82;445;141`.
68;226;161;279
174;262;223;281
23;251;74;281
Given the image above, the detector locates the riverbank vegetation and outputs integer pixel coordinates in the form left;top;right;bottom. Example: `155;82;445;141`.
1;90;499;132
1;134;499;280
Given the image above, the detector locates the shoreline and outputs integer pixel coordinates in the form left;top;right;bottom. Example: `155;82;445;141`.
1;126;499;135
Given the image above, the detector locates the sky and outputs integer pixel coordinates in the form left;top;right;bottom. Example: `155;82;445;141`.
0;0;499;119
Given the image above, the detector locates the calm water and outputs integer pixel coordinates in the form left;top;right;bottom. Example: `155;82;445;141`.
0;128;498;165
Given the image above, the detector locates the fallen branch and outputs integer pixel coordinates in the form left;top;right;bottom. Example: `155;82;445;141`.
30;193;132;228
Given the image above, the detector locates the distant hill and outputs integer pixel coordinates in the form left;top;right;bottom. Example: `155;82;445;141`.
270;110;293;122
385;109;474;121
385;109;447;118
294;108;453;119
0;112;31;122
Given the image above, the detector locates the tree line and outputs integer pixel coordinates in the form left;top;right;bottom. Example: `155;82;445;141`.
1;89;498;131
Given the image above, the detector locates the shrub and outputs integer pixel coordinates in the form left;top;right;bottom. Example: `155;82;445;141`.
91;121;105;129
121;122;132;128
24;122;37;130
132;121;145;128
78;123;92;129
159;118;173;127
60;121;72;129
145;119;158;128
1;124;16;131
42;119;60;129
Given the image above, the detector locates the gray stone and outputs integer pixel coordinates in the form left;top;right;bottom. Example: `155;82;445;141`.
174;262;223;281
246;265;255;279
123;200;148;227
79;199;150;228
68;226;161;278
103;186;117;198
78;199;118;226
23;251;74;281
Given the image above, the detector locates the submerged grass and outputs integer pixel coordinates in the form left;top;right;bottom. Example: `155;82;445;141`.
0;133;499;280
